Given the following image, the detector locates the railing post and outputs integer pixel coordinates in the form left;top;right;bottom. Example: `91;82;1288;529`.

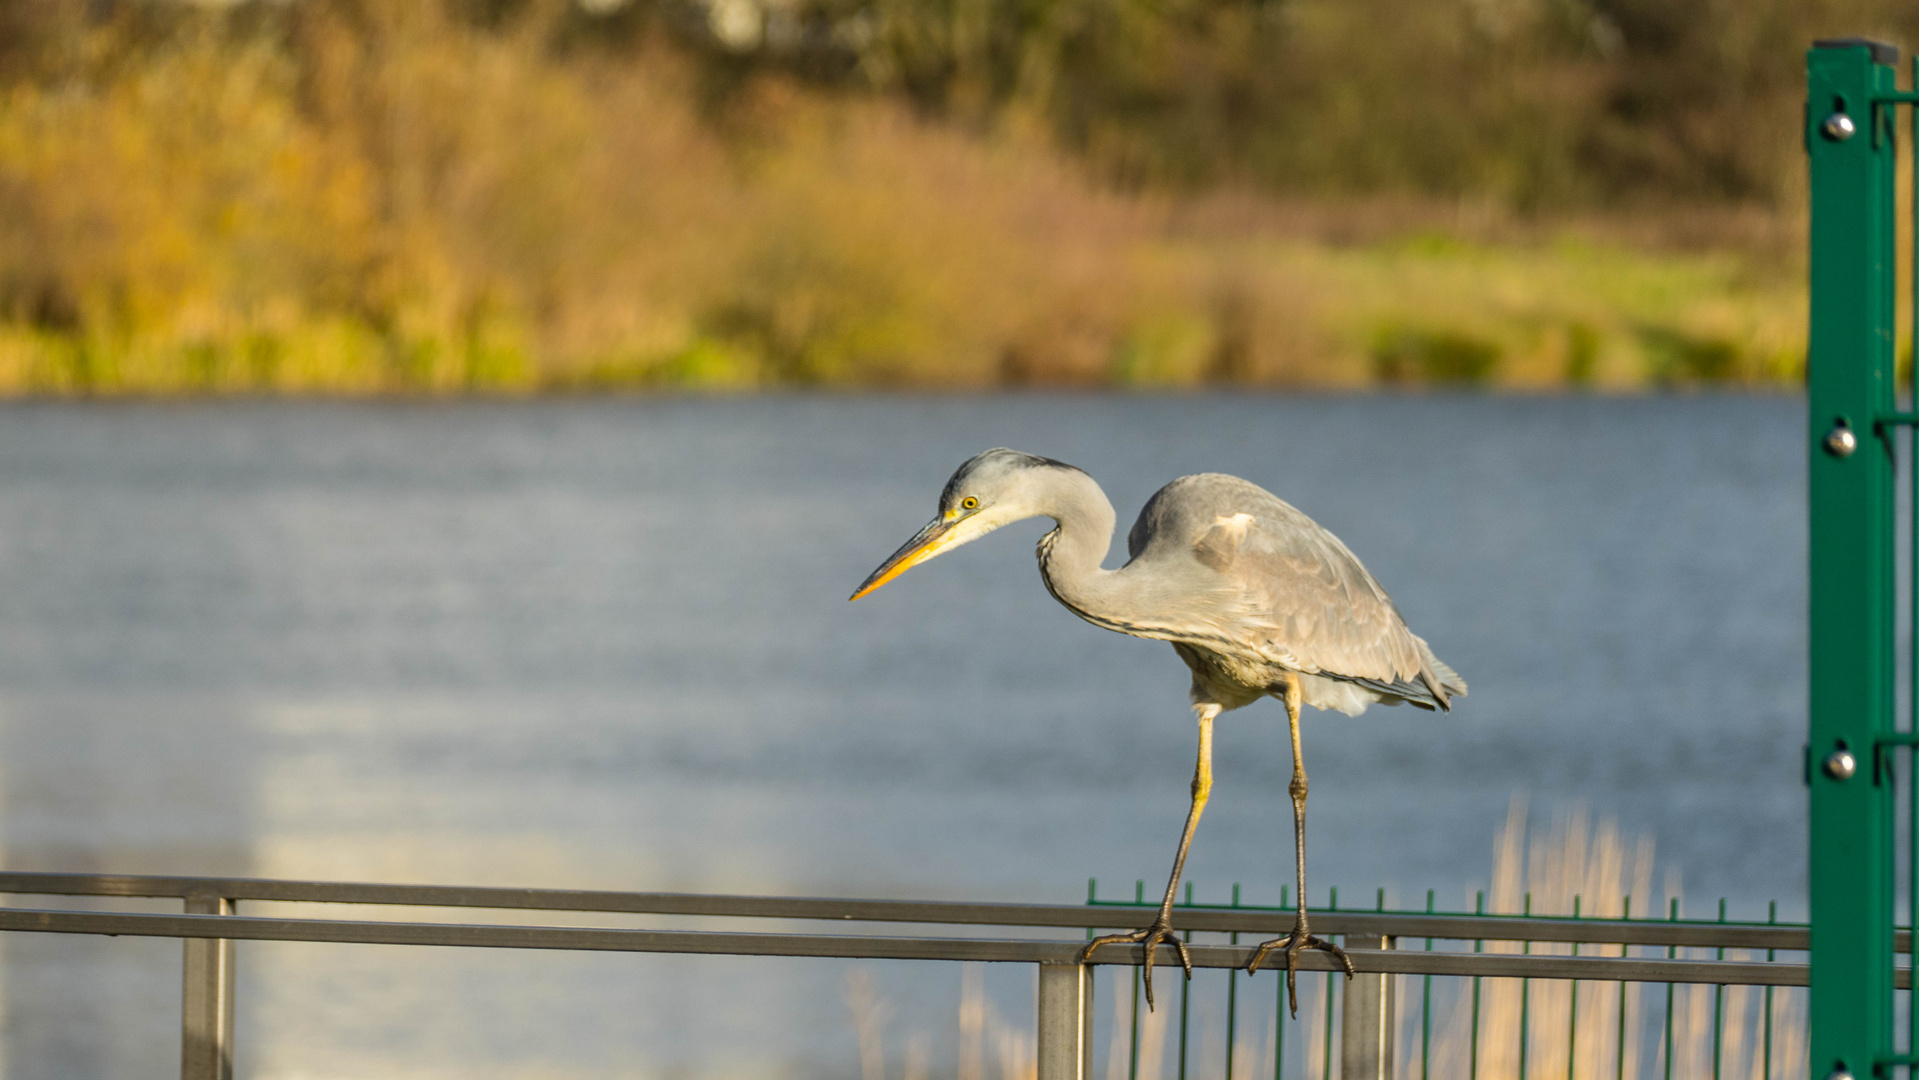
181;893;234;1080
1340;934;1393;1080
1036;961;1092;1080
1806;36;1900;1080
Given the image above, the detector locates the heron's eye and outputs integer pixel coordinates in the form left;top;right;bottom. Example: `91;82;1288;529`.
961;496;979;511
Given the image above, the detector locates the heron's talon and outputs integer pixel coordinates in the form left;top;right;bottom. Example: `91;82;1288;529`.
1246;931;1354;1017
1081;916;1190;1010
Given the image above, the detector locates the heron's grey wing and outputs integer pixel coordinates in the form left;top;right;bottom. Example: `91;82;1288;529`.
1122;473;1463;705
1190;497;1465;705
1202;508;1416;675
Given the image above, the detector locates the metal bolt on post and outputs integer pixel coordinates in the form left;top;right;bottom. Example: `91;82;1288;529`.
1823;747;1858;780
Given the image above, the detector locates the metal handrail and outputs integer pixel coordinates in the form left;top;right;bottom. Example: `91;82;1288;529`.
0;871;1817;950
0;904;1815;985
0;871;1819;1080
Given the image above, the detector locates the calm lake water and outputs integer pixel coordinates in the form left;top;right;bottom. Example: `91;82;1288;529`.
0;395;1805;1079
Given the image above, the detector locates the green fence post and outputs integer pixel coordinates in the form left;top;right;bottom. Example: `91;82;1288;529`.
1806;36;1901;1080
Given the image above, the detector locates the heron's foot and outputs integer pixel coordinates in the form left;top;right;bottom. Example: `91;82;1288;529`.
1080;915;1192;1011
1245;930;1356;1017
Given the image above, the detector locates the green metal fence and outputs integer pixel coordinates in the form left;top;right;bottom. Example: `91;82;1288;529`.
1807;35;1919;1080
1086;882;1809;1080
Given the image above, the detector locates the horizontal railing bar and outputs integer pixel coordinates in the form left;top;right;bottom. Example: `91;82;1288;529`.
0;907;1822;986
1098;908;1821;952
0;873;1819;951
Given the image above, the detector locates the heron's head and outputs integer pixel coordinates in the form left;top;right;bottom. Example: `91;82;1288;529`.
850;448;1080;601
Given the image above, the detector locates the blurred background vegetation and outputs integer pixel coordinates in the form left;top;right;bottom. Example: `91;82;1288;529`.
0;0;1899;393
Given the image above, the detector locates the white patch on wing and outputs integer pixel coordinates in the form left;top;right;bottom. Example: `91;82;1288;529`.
1192;512;1260;574
1213;513;1256;540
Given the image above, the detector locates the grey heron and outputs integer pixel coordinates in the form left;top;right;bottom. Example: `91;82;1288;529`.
850;448;1465;1012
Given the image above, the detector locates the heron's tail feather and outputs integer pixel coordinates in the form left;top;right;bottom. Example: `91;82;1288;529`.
1413;637;1467;709
1304;638;1466;713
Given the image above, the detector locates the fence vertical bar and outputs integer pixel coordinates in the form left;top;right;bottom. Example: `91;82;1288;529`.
1174;882;1189;1080
1339;932;1393;1080
1764;901;1777;1080
1132;880;1145;1080
1807;36;1901;1080
1276;885;1289;1080
1421;889;1434;1080
1228;944;1240;1080
1132;964;1143;1080
1664;898;1677;1080
1712;898;1726;1080
1228;884;1242;1080
1038;962;1092;1080
1325;888;1337;1080
1084;880;1099;1080
1323;971;1336;1080
1569;896;1581;1080
1617;896;1631;1080
180;893;234;1080
1087;950;1097;1071
1276;965;1287;1080
1520;893;1532;1080
1471;891;1484;1080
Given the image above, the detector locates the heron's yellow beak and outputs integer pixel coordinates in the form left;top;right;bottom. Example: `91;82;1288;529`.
850;516;955;601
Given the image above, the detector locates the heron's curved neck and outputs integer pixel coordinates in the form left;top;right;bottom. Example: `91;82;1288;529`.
1031;469;1126;623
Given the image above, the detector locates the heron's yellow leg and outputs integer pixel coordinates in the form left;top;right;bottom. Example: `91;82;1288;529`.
1246;673;1355;1015
1081;704;1217;1009
1286;674;1308;938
